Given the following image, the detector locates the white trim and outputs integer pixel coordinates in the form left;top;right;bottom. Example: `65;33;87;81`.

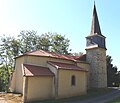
86;45;98;49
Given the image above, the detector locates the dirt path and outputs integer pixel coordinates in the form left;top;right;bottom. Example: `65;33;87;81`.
0;97;7;103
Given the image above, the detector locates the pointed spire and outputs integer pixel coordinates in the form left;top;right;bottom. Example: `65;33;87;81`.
90;2;102;35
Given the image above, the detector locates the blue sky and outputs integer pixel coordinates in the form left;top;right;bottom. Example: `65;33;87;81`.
0;0;120;70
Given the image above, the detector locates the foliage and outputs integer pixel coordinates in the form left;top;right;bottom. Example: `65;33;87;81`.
106;97;120;103
18;31;70;54
36;32;52;51
106;55;120;87
18;30;37;53
50;33;70;54
0;35;18;91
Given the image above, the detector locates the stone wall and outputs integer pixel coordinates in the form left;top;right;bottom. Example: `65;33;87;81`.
86;47;107;88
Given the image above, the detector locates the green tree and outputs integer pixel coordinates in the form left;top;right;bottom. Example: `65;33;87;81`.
36;32;70;54
51;33;70;54
36;33;52;51
106;55;119;87
0;35;20;91
18;30;37;53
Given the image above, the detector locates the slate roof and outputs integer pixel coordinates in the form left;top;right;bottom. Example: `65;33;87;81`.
48;61;88;72
90;3;102;35
23;64;54;77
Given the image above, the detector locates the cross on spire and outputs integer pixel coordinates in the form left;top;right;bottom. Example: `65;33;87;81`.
90;2;102;35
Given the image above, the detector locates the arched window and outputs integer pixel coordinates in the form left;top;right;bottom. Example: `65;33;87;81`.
71;75;76;86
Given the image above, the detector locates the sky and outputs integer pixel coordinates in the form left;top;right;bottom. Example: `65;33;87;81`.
0;0;120;70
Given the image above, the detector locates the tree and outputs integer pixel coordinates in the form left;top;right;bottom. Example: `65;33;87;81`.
36;33;52;51
0;35;20;91
18;31;70;54
106;55;119;87
18;30;37;53
51;33;70;54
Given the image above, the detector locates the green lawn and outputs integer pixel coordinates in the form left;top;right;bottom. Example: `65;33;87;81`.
106;97;120;103
29;88;114;103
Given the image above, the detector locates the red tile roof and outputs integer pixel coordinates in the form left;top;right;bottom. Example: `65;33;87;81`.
27;50;86;62
16;50;86;62
24;50;78;61
48;61;88;72
23;64;54;77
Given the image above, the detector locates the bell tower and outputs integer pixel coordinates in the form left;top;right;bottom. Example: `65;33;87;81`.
86;3;107;88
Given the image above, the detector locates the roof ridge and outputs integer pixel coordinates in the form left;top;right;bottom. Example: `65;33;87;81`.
23;63;48;68
48;61;75;65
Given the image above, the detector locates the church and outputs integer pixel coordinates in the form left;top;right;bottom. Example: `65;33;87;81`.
10;3;107;102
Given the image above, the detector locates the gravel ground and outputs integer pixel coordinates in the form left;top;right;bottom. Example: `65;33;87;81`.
0;93;23;103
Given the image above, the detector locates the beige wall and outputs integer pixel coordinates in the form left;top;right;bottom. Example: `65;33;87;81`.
15;56;25;93
77;62;90;88
77;62;90;71
24;55;75;67
24;56;49;67
9;71;16;92
58;69;87;98
25;76;54;102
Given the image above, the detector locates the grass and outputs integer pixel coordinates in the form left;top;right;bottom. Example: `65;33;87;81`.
29;88;114;103
106;97;120;103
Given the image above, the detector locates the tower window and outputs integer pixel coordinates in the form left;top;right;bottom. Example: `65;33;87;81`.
71;75;76;86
